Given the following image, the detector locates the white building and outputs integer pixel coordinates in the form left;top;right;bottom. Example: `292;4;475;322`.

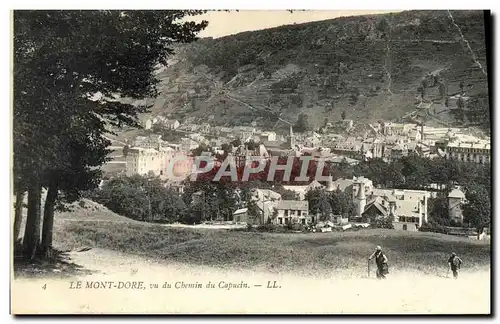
126;146;193;181
445;140;491;164
259;131;277;142
126;147;164;177
275;200;310;225
164;119;180;130
448;187;466;224
351;177;431;231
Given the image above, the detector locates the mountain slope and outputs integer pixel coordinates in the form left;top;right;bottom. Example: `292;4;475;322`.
149;10;489;131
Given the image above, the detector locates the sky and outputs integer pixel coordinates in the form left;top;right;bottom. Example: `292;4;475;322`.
185;10;402;39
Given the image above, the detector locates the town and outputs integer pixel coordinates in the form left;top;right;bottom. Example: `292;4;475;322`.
12;9;492;315
96;112;490;239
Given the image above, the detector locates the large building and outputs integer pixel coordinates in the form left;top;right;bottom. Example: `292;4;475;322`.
126;147;164;177
445;140;491;164
125;146;193;180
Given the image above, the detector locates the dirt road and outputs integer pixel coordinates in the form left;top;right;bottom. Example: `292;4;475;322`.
11;248;490;314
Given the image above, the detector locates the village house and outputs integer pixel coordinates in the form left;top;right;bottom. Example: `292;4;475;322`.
179;137;200;152
258;131;277;142
133;134;164;150
390;143;409;160
250;189;282;224
331;137;363;159
341;175;432;231
448;187;467;225
199;123;211;134
275;200;310;225
283;177;335;201
179;123;201;133
164;119;180;130
233;208;249;224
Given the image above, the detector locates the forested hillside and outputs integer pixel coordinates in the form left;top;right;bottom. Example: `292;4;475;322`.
149;10;489;131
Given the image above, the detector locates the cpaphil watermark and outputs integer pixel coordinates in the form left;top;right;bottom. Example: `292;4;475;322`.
166;154;331;182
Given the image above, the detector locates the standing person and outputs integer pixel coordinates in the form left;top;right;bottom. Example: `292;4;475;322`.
448;252;463;279
368;246;389;279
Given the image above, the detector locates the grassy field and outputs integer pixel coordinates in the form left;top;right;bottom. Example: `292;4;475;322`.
54;217;491;277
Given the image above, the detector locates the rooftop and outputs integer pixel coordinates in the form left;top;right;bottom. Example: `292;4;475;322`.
277;200;309;211
448;188;466;199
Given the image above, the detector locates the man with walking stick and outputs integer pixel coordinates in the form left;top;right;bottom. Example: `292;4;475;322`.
368;246;389;279
448;252;462;279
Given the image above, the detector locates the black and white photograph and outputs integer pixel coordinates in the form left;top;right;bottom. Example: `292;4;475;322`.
9;8;492;314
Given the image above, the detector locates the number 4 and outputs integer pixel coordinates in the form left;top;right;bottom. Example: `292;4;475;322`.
41;284;46;290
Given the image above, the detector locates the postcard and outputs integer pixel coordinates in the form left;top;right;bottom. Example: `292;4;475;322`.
11;9;491;315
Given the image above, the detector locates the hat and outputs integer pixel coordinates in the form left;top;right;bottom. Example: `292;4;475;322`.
452;252;456;256
376;246;381;251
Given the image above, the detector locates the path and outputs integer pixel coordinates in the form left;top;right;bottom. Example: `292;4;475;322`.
12;248;490;314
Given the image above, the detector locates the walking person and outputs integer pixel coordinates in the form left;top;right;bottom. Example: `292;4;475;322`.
368;246;389;279
448;252;463;279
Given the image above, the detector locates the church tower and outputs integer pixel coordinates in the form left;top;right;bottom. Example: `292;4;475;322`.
326;175;334;192
287;125;295;150
354;180;367;218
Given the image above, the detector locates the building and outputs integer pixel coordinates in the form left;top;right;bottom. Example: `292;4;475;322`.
275;200;310;225
165;119;180;130
233;208;249;224
448;187;466;224
445;141;491;164
283;180;328;201
350;176;430;231
259;131;277;142
180;137;200;152
251;189;282;224
125;147;164;176
331;138;363;159
382;123;417;136
126;145;193;181
133;134;164;149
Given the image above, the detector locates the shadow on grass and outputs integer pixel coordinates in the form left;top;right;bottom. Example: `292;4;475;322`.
13;242;96;280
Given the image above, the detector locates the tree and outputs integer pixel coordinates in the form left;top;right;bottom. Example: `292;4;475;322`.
466;92;490;134
247;199;261;224
14;10;208;259
306;189;331;221
463;184;490;232
280;189;299;200
349;92;359;106
231;138;242;148
329;190;356;218
376;17;389;33
294;113;311;133
427;195;450;226
93;174;187;223
245;140;259;151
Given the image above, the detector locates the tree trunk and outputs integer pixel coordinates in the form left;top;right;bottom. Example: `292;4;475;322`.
13;190;25;246
41;180;59;256
22;177;42;261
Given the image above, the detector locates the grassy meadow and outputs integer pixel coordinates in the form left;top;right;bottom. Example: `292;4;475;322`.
53;216;491;278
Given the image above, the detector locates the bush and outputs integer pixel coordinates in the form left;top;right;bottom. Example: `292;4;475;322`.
370;216;394;229
255;224;288;233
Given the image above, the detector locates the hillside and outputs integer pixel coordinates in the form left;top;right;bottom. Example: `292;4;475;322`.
144;10;489;131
